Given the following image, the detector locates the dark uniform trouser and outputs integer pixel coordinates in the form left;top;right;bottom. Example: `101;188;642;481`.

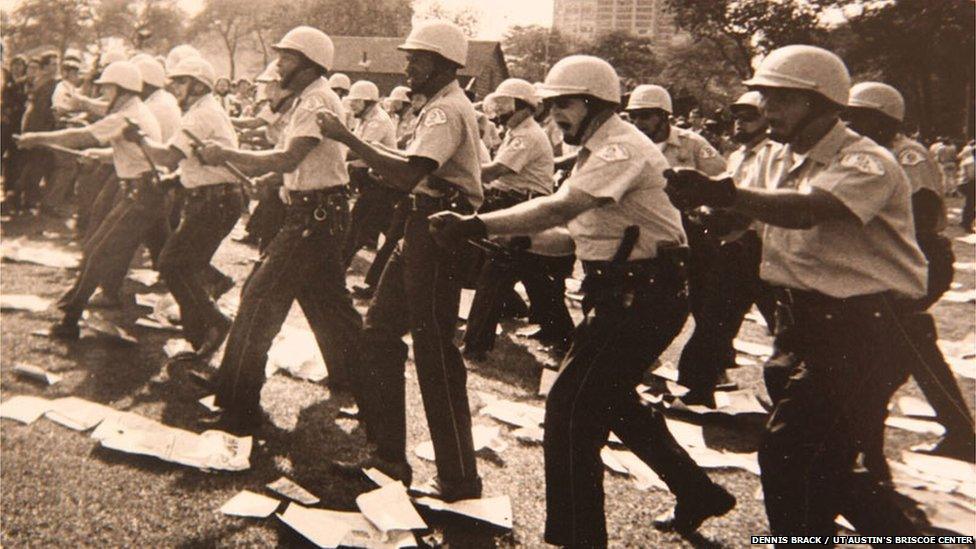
343;169;400;266
84;174;121;244
356;200;479;486
759;290;921;543
157;185;243;347
363;198;408;288
75;164;115;236
464;251;575;353
678;230;776;394
246;192;287;253
961;180;975;230
59;176;167;321
544;254;716;547
96;186;173;299
213;190;362;417
12;148;51;208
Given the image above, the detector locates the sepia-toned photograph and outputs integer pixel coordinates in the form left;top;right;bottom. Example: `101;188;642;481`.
0;0;973;546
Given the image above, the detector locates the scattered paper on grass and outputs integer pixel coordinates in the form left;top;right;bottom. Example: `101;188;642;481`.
898;396;937;418
733;338;773;358
45;397;116;430
940;290;976;304
134;293;165;308
650;362;679;382
127;268;160;287
12;363;62;385
164;339;195;358
479;398;545;429
946;356;976;380
665;418;706;448
363;467;397;488
956;233;976;245
0;395;54;424
687;446;761;475
267;477;319;505
266;327;327;382
735;355;758;367
513;425;544;444
835;515;855;532
135;316;181;332
90;411;164;441
458;289;475;320
100;426;252;471
901;451;976;486
415;425;506;461
744;309;768;328
954;262;976;272
356;482;427;533
198;395;221;413
1;238;80;269
415;495;513;529
538;368;558;397
886;416;945;435
82;314;137;344
277;503;354;548
305;509;417;548
601;447;629;474
0;294;52;312
899;487;976;537
666;390;767;416
220;490;280;518
604;449;668;491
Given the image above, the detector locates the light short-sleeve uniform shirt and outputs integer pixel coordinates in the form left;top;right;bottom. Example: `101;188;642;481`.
563;114;686;261
658;125;727;176
168;94;240;189
405;80;483;210
145;89;182;142
760;121;927;299
87;95;162;179
726;137;781;236
281;77;349;190
891;133;946;231
491;116;554;197
350;104;396;168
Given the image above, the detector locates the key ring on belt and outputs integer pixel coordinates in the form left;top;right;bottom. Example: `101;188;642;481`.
313;206;328;221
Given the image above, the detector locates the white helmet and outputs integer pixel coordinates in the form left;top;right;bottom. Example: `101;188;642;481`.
625;84;672;113
348;80;380;102
483;92;515;119
398;19;468;67
389;85;411;103
165;44;200;73
275;26;335;71
743;44;850;106
133;57;166;89
848;81;904;122
328;72;351;91
94;61;142;93
731;90;763;110
255;60;280;83
537;55;620;105
167;56;216;91
494;78;539;108
100;49;128;67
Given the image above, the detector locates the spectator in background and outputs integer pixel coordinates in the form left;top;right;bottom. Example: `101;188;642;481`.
1;55;29;199
8;51;59;214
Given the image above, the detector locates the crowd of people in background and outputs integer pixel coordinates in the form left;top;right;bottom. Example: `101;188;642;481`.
1;22;975;547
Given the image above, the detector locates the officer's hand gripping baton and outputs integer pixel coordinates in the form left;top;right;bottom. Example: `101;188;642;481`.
181;129;254;188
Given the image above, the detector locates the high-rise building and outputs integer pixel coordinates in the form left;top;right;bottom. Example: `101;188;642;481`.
552;0;677;44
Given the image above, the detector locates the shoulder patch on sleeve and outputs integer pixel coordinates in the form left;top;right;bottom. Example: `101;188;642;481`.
423;108;448;127
898;148;925;167
698;144;719;159
594;143;630;162
301;95;325;112
508;137;526;151
840;152;885;176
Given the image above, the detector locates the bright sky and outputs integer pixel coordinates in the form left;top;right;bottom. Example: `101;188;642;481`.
1;0;555;40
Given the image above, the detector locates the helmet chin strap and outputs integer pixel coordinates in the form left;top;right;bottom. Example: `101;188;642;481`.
564;100;612;146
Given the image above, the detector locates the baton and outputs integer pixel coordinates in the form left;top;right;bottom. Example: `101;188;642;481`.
181;129;253;187
121;117;165;187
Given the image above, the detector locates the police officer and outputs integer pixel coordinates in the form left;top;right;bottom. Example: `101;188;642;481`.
462;78;574;359
623;84;732;406
342;79;400;266
843;81;975;463
316;20;485;499
194;26;363;433
664;45;927;541
16;61;162;339
328;72;351;98
387;85;415;146
428;55;735;545
122;56;245;358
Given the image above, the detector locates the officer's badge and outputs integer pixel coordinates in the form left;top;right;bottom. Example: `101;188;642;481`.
898;149;925;167
508;137;526;151
424;108;448;127
595;143;629;162
699;145;719;159
841;153;884;175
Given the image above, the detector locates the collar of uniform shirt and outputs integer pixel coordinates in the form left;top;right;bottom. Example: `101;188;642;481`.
108;93;139;116
579;113;621;158
662;125;685;150
418;80;461;117
802;120;848;166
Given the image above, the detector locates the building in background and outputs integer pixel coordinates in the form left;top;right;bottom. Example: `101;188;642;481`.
553;0;677;44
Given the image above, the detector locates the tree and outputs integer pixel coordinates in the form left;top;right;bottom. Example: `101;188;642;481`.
828;0;975;139
502;25;572;83
189;0;252;79
413;0;481;38
658;37;743;115
3;0;96;57
665;0;828;78
577;31;660;92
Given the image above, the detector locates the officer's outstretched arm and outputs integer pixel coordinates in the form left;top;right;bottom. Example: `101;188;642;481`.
16;126;98;150
201;136;317;177
481;161;515;184
481;183;603;236
731;187;854;229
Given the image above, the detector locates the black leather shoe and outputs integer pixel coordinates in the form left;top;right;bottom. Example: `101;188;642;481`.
333;454;413;487
676;390;717;409
196;315;232;359
412;476;483;503
913;433;976;462
48;319;80;340
653;484;735;535
209;274;236;301
351;284;375;299
198;409;265;437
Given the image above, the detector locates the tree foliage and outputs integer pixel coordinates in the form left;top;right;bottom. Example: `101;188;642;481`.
413;0;481;38
502;25;572;83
